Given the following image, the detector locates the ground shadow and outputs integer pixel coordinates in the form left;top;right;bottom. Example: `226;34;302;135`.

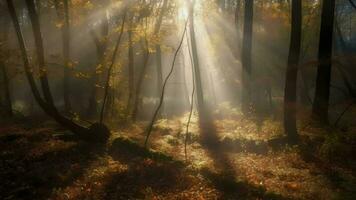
297;137;356;199
106;137;191;199
198;108;288;199
0;126;104;200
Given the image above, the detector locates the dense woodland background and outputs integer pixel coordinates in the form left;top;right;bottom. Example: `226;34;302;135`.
0;0;356;199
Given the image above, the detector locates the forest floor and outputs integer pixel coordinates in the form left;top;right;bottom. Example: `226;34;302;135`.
0;112;356;200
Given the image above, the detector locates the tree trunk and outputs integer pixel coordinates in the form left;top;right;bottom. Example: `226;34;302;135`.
87;8;109;118
54;0;72;112
126;15;135;115
154;0;168;117
188;0;205;117
26;0;55;105
63;0;71;112
7;0;88;135
0;10;12;117
0;60;13;117
284;0;302;142
100;11;127;123
132;36;149;121
312;0;336;124
241;0;253;114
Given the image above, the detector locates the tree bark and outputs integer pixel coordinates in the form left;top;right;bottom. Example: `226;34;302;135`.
132;35;149;121
0;60;12;117
312;0;336;124
188;0;205;117
87;9;109;117
63;0;71;111
154;0;168;117
26;0;55;105
54;0;72;112
126;15;135;115
284;0;302;142
100;11;127;123
0;9;12;117
241;0;253;114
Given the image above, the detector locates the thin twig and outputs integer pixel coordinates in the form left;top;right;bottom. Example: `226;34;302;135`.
144;19;189;148
348;0;356;10
184;29;195;162
334;100;355;126
100;11;127;123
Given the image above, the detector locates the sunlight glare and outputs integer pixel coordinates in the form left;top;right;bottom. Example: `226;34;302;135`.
178;6;188;21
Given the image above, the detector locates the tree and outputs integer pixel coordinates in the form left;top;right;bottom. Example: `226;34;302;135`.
88;1;110;117
0;60;12;117
0;6;12;118
241;0;254;114
188;0;205;117
132;0;169;121
54;0;72;112
154;0;168;117
284;0;302;142
126;13;135;115
7;0;109;142
312;0;336;123
132;26;149;121
100;11;127;123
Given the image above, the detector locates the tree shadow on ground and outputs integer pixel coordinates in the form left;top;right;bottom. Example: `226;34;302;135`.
108;137;288;199
198;109;289;199
106;138;193;199
0;127;104;200
297;137;356;199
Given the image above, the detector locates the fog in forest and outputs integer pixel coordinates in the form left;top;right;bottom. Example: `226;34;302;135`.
0;0;356;199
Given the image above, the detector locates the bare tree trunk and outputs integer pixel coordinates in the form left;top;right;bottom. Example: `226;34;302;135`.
188;0;205;117
87;8;109;118
26;0;55;105
132;34;150;121
63;0;71;111
154;0;168;116
312;0;336;124
100;11;127;123
0;9;12;117
241;0;253;114
54;0;72;112
284;0;302;143
144;19;188;147
155;45;163;102
126;15;135;115
0;61;12;117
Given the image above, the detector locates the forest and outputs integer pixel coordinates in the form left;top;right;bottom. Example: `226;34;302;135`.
0;0;355;199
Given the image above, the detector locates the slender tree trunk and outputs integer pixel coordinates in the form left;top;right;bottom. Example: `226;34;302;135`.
54;0;72;112
154;0;168;117
312;0;336;123
155;45;163;101
87;11;109;117
241;0;253;114
100;11;127;123
26;0;55;105
0;10;12;117
63;0;71;111
188;0;205;117
284;0;302;142
132;36;149;121
181;53;190;107
0;61;13;117
127;15;135;114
